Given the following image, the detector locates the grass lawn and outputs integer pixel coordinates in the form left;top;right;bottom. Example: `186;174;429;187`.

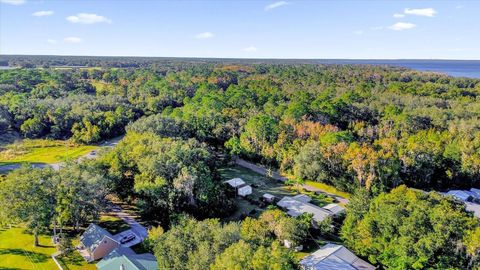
0;227;56;270
57;251;96;270
0;227;94;270
0;139;97;164
305;181;351;199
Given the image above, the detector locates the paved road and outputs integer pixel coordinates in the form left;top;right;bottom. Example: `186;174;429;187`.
0;135;124;174
235;158;349;204
109;204;148;241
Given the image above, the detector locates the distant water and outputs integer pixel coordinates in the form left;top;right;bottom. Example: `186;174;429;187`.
316;60;480;79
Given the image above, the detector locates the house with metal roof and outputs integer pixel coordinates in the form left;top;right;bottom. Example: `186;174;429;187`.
300;243;375;270
79;223;120;262
322;203;346;216
446;190;474;202
96;246;157;270
277;196;332;223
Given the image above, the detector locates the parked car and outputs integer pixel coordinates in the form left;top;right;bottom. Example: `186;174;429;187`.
120;234;136;244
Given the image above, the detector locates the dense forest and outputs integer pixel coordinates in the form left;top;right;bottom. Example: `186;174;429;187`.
1;56;480;269
1;58;480;194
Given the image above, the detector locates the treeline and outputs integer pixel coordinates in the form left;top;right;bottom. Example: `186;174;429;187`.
1;63;480;194
0;162;107;245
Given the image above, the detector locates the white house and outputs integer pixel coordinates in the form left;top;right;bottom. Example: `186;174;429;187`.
277;196;332;223
446;190;473;202
293;194;312;203
300;243;375;270
238;185;253;197
322;203;346;216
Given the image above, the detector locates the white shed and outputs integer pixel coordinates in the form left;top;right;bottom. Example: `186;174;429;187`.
238;185;252;197
263;193;275;202
224;178;246;188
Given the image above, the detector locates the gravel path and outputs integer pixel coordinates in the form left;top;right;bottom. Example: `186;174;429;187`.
235;158;349;204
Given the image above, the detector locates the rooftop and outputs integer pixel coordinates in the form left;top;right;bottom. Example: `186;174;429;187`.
277;196;332;222
96;246;157;270
300;243;375;270
80;223;115;251
224;178;246;188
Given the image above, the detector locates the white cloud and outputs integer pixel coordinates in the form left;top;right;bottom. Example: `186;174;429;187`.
47;39;57;44
33;10;54;17
353;30;364;35
393;13;405;18
404;8;437;17
265;1;289;11
243;46;258;52
66;13;112;24
0;0;25;5
64;37;83;43
389;22;416;31
195;32;214;39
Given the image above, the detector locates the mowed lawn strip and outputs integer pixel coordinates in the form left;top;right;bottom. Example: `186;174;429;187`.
0;139;97;164
304;181;351;199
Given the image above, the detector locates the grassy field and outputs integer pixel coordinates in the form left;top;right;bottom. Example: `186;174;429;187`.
305;181;351;199
0;227;95;270
58;250;96;270
0;139;97;164
0;227;56;270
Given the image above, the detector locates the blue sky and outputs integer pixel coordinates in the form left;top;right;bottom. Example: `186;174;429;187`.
1;0;479;59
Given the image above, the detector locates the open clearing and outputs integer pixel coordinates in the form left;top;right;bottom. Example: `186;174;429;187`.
0;139;97;164
0;227;95;270
219;165;335;220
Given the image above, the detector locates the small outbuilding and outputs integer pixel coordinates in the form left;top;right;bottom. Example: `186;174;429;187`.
262;193;275;202
224;178;246;188
238;185;253;197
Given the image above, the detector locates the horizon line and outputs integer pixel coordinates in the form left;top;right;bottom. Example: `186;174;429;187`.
1;54;480;62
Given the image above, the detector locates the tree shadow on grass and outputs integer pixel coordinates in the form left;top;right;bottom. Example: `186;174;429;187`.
0;248;50;263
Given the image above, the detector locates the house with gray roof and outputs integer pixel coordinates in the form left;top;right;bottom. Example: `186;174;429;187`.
96;246;157;270
300;244;375;270
277;195;345;225
79;223;120;262
446;190;474;202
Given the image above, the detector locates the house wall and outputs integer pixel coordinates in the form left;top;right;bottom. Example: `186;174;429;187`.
91;237;119;261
